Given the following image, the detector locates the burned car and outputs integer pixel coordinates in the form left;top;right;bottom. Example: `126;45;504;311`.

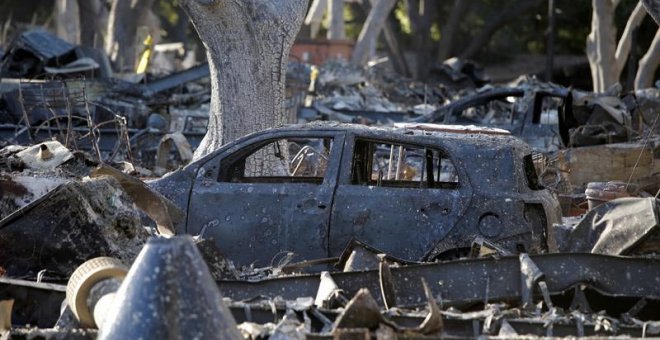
151;122;561;266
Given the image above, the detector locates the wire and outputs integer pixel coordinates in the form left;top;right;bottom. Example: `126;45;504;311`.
626;110;659;190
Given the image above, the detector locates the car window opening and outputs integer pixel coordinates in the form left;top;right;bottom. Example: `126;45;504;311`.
352;139;459;189
220;137;333;184
523;154;543;190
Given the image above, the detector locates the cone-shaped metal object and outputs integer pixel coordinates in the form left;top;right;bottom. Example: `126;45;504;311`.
98;236;241;340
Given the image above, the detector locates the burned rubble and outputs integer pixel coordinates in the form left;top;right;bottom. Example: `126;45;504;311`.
1;118;659;339
0;25;659;340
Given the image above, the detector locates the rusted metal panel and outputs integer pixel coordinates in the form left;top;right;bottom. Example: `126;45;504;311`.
2;252;658;337
216;253;660;307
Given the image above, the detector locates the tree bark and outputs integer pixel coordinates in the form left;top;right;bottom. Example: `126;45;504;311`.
55;0;80;44
614;2;646;75
641;0;660;25
359;0;410;75
77;0;107;48
328;0;345;39
634;28;660;90
382;10;411;76
351;0;397;66
407;0;436;80
180;0;308;160
105;0;155;72
586;0;617;92
460;0;543;60
587;0;646;92
436;0;472;62
305;0;328;39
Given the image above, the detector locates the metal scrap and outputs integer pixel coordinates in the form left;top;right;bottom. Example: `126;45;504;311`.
91;164;181;236
14;141;73;170
553;197;660;255
0;30;77;79
0;177;149;278
217;253;660;307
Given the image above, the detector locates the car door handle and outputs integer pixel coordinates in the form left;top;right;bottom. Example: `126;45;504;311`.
298;199;327;211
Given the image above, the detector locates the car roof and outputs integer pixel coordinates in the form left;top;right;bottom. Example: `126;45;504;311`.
276;121;528;153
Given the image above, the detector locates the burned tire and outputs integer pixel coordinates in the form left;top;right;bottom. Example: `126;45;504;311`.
66;257;128;328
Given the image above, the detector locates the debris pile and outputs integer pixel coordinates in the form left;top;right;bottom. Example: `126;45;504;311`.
291;58;490;125
1;121;659;338
0;30;209;176
3;235;660;338
1;27;659;340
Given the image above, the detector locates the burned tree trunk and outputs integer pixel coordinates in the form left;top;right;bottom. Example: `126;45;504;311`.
105;0;154;72
436;0;472;62
357;0;409;75
351;0;397;66
78;0;108;48
180;0;308;159
407;0;437;80
587;0;647;92
55;0;80;44
642;0;660;25
305;0;328;39
382;9;411;76
328;0;346;39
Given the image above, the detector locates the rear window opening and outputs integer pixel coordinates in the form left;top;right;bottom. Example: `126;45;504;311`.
351;139;459;189
523;154;543;190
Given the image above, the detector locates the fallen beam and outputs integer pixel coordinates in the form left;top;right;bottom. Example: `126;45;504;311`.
217;253;660;307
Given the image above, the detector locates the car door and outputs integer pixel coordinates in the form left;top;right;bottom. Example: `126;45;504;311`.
329;135;472;261
187;131;344;267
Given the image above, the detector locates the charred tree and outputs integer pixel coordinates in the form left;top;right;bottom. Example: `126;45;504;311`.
105;0;155;72
77;0;107;48
381;7;411;76
305;0;328;39
406;0;437;80
356;0;409;75
55;0;80;44
586;0;647;92
328;0;346;39
436;0;472;62
180;0;308;159
351;0;397;66
634;29;660;89
641;0;660;25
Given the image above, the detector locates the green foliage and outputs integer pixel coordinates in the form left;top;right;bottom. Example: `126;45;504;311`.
155;0;180;27
394;1;411;35
343;3;362;39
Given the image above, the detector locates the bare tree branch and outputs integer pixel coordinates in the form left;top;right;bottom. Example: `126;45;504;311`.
351;0;397;65
614;1;646;73
56;0;80;44
634;28;660;90
305;0;328;39
586;0;617;92
641;0;660;25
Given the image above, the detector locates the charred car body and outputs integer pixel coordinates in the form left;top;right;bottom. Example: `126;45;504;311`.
151;122;561;266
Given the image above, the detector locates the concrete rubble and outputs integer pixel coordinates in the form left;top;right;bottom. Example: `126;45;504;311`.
0;29;659;340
